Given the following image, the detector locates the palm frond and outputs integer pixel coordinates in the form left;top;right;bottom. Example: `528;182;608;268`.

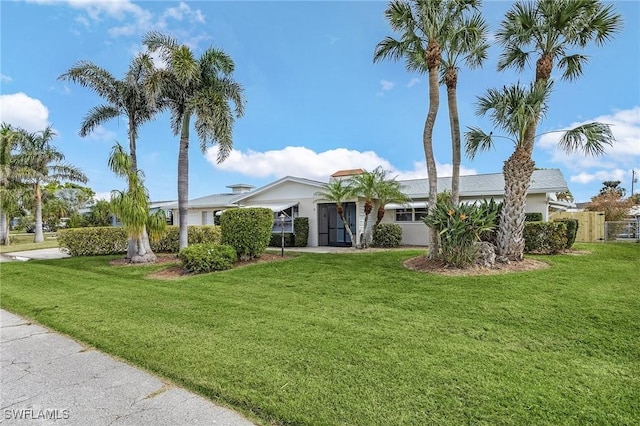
79;104;120;137
557;122;614;157
58;61;120;103
464;127;496;159
557;54;588;81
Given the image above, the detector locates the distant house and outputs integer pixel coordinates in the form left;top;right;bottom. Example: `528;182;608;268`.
168;168;574;247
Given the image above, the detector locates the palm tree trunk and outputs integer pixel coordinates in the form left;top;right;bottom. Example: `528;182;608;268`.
446;72;461;205
424;48;440;259
0;209;9;245
126;118;138;259
338;212;356;248
34;181;45;243
496;147;535;262
178;115;190;251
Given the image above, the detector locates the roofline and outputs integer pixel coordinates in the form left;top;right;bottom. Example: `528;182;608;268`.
232;175;325;203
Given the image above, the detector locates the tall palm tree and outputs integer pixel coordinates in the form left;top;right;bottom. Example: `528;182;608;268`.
108;143;165;263
440;11;489;204
488;0;621;260
374;0;480;256
314;179;356;248
466;82;614;260
14;126;87;243
143;31;246;250
59;54;159;259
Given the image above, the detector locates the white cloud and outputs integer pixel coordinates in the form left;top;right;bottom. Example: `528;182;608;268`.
161;2;205;25
0;93;49;132
84;125;117;142
537;106;640;170
380;80;395;91
0;74;12;83
205;145;477;182
570;169;628;185
407;77;421;88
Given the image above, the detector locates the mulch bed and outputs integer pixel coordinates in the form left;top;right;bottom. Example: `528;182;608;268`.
403;255;550;276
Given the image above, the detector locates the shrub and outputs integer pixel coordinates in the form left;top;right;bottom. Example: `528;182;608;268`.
293;217;309;247
58;227;128;256
524;222;568;254
525;212;543;222
150;226;221;253
423;201;497;268
554;218;579;249
220;208;273;260
372;224;402;248
476;199;502;245
269;233;296;247
178;243;237;273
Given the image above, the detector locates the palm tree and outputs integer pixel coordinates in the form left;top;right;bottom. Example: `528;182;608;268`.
373;177;411;230
483;0;622;261
108;143;165;263
466;82;614;260
349;167;386;248
0;123;24;245
440;11;489;204
374;0;480;256
14;126;87;243
143;31;246;250
59;54;159;258
314;179;356;248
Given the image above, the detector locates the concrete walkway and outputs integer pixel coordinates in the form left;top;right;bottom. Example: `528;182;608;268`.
0;248;70;262
0;309;255;425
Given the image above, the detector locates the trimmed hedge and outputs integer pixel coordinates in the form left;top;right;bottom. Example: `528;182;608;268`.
58;225;221;256
525;212;543;222
524;221;568;254
294;217;309;247
269;233;296;247
372;224;402;248
58;227;128;256
151;226;221;253
178;243;237;273
554;218;579;249
220;208;273;260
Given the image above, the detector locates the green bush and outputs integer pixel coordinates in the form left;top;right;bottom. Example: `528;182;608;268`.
220;208;273;260
372;223;402;248
178;243;237;273
269;232;296;247
58;227;128;256
423;201;497;268
524;222;568;254
525;212;543;222
554;218;579;249
476;199;502;245
294;217;309;247
151;225;221;253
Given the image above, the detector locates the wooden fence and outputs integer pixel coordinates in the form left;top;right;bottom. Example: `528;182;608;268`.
551;211;605;243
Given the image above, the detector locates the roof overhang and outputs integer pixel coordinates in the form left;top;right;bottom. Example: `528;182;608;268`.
385;201;428;210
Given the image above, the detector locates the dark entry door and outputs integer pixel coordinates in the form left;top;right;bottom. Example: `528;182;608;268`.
318;203;356;246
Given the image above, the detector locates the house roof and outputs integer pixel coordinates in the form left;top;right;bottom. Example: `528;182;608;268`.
232;175;325;203
399;169;569;198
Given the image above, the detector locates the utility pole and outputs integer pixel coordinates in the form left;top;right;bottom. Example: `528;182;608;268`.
632;169;637;198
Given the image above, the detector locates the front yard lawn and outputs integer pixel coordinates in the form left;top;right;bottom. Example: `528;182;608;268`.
1;243;638;425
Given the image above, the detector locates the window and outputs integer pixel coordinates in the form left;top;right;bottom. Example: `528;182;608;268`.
395;208;413;222
414;208;428;221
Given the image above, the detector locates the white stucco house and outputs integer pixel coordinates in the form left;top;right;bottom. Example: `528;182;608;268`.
167;168;574;247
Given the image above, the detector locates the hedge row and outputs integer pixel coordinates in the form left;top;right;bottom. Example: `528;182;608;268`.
58;225;221;256
372;224;402;248
524;221;567;254
554;218;579;249
220;208;273;260
178;243;237;273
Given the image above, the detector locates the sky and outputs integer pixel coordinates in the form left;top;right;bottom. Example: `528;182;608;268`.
1;0;639;204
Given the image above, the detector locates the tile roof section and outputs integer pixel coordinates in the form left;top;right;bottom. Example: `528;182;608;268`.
331;169;365;177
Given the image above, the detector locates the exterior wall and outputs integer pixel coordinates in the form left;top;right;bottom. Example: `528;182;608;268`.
242;181;320;202
172;208;221;226
524;193;549;220
379;206;430;246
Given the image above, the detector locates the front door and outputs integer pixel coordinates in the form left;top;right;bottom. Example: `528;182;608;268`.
318;203;356;246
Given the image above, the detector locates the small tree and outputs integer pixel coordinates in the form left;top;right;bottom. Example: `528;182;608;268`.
314;179;356;248
586;184;633;221
108;143;165;263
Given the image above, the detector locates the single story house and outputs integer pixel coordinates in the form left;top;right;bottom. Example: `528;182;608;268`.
167;168;574;247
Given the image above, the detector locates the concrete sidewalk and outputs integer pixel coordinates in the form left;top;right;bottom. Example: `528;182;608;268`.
0;248;70;262
0;309;255;425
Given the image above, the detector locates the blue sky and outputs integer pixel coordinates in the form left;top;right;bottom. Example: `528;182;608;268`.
1;0;639;203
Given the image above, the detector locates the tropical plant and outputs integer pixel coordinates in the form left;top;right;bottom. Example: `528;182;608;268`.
374;0;481;257
59;53;159;257
466;82;614;261
598;180;625;197
314;179;357;248
423;198;497;268
349;167;384;248
0;123;26;245
373;173;411;230
440;10;489;203
478;0;622;261
143;31;246;250
108;143;165;263
13;126;87;243
87;200;113;227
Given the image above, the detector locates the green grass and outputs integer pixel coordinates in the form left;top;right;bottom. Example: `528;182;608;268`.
1;243;638;425
0;232;59;253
